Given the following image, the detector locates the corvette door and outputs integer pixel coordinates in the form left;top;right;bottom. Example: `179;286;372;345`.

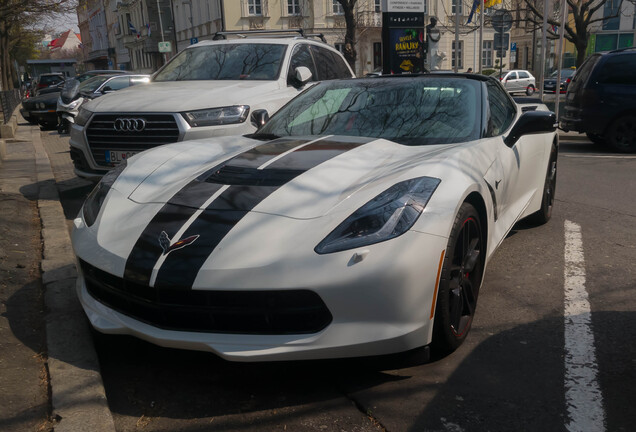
486;81;544;241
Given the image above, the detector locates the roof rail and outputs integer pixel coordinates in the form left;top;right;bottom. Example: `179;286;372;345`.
608;46;636;54
212;29;326;43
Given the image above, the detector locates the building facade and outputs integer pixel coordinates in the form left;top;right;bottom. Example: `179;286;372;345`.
75;0;634;76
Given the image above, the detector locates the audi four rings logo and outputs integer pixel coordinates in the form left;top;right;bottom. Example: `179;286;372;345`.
114;118;146;132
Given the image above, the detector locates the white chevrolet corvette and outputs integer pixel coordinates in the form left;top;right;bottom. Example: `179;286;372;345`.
72;74;557;361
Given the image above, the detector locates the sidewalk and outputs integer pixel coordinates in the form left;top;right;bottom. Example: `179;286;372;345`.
0;112;115;432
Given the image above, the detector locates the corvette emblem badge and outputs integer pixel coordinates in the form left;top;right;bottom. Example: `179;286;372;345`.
159;231;199;256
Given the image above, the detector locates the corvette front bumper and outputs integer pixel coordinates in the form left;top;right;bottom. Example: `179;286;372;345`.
75;230;448;362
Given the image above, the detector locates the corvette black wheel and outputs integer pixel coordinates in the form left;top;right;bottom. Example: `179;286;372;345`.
529;144;558;225
433;202;484;353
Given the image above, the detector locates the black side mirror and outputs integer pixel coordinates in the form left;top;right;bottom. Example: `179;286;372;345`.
101;86;113;94
251;109;269;128
504;110;557;147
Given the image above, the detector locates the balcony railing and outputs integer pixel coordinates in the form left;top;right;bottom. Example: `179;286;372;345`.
357;11;382;27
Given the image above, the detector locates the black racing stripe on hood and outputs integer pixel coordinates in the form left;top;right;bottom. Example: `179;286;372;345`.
153;186;272;289
154;136;374;290
123;138;314;286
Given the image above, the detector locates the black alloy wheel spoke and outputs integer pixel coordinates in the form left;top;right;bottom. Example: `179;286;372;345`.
463;238;480;273
448;219;482;336
450;285;463;332
461;279;476;317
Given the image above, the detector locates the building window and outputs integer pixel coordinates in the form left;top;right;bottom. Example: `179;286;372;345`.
452;40;463;69
482;40;493;68
333;0;344;15
374;0;381;13
452;0;463;15
335;42;345;53
288;0;300;15
248;0;262;16
603;0;620;30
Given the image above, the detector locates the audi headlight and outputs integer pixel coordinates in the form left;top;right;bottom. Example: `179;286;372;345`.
82;161;127;227
181;105;249;127
76;106;93;126
315;177;441;254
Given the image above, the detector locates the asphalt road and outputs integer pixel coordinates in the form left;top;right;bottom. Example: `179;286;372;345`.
43;130;635;432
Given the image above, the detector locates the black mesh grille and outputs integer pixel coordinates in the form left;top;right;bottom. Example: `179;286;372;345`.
80;260;332;334
86;114;180;167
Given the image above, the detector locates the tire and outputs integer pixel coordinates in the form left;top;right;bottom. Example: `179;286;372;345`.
526;85;535;96
606;115;636;153
586;132;605;145
432;202;484;353
529;144;558;225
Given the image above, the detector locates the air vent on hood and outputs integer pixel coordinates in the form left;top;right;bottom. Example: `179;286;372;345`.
203;164;305;187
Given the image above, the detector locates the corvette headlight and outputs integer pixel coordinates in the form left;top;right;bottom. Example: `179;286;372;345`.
181;105;249;127
315;177;441;254
75;106;93;126
82;161;127;227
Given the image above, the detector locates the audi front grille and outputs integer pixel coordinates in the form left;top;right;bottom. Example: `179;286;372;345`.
86;114;181;167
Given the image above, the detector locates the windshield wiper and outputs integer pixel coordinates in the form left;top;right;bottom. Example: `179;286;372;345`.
245;132;280;141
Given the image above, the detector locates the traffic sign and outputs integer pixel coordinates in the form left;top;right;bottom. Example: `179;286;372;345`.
511;42;517;51
158;41;172;53
190;37;198;45
494;33;510;50
491;9;513;33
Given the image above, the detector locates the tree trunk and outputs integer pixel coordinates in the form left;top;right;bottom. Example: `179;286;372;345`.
340;0;357;72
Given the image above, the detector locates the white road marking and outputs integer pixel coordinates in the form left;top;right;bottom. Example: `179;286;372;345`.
563;220;606;432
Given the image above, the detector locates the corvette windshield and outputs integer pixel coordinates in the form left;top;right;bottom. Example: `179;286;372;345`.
153;43;287;81
258;78;481;145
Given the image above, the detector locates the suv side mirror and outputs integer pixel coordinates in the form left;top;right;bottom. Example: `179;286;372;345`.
291;66;313;88
251;109;269;128
101;86;113;94
504;110;557;147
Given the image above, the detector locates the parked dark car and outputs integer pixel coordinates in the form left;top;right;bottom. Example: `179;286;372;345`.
543;68;576;94
20;91;60;129
32;73;65;97
560;47;636;152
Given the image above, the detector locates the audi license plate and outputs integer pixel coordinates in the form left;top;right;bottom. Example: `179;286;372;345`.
106;150;138;164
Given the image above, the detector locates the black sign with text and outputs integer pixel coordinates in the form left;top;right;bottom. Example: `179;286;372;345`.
382;13;426;75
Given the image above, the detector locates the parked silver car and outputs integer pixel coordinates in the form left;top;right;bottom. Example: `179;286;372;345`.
498;70;536;96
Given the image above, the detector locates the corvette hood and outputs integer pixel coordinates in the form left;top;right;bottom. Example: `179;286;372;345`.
84;80;282;112
125;135;457;220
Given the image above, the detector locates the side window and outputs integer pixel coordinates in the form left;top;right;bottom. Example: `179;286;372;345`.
103;77;131;91
327;51;353;78
287;44;317;85
486;80;516;136
508;72;518;81
596;55;636;85
310;46;343;80
518;71;529;79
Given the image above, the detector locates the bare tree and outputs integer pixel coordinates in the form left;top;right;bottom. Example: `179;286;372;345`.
335;0;358;70
0;0;75;89
524;0;626;67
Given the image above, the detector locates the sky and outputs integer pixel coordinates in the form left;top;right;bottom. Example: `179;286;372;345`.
57;13;80;33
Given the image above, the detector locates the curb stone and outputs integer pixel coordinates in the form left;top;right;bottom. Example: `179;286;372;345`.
30;123;117;432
